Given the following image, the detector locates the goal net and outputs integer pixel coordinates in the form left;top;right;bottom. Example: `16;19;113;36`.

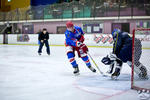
131;28;150;91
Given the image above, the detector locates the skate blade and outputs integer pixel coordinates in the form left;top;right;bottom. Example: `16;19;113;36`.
102;74;111;77
92;70;96;73
111;76;118;80
106;71;113;74
74;73;80;76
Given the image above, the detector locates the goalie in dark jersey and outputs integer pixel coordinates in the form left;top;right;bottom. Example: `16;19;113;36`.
101;29;148;80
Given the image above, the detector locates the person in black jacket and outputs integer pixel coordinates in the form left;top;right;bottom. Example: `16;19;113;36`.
38;28;50;55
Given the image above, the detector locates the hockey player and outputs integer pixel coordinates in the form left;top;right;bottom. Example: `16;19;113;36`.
38;28;50;55
101;29;148;79
65;21;96;75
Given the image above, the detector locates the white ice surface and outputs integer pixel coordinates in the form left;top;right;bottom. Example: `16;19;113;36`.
0;45;148;100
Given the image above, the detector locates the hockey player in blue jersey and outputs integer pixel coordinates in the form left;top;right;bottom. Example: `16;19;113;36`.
101;29;148;79
65;21;96;75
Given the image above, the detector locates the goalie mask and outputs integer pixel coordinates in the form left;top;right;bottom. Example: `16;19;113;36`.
101;55;114;65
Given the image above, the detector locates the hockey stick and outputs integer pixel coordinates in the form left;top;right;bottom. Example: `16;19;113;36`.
87;52;107;76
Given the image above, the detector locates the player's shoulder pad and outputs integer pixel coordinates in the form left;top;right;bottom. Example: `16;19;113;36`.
74;25;80;28
65;30;70;34
122;32;130;38
74;25;82;30
65;30;72;38
122;32;128;35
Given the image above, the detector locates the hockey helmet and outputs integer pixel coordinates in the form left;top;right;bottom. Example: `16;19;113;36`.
66;21;74;28
112;29;121;37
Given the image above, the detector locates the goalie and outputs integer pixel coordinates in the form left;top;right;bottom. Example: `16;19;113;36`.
101;29;148;80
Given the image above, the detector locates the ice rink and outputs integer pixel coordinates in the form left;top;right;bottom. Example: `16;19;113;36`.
0;45;149;100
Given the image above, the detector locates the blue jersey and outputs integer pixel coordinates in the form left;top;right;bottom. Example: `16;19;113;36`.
112;31;132;62
65;26;84;47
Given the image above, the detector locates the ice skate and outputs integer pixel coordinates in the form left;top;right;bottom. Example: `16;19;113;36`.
73;67;80;75
38;53;41;55
111;71;120;80
88;65;96;73
47;53;50;55
111;68;120;80
138;71;149;80
107;69;113;74
138;66;149;80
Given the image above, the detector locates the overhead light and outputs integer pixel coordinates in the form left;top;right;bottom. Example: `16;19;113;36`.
53;9;59;11
8;0;11;2
74;10;80;12
96;6;102;9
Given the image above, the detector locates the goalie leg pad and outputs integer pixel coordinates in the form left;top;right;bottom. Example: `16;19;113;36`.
134;38;142;61
111;60;123;79
127;61;148;79
116;59;123;66
135;62;148;79
127;61;142;75
107;63;115;74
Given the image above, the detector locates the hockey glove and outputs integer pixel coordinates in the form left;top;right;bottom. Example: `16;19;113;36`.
109;52;117;61
101;55;114;65
78;35;85;43
79;43;88;54
76;41;82;47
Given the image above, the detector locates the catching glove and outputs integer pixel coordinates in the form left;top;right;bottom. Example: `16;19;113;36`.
78;35;85;43
101;55;114;65
109;52;117;61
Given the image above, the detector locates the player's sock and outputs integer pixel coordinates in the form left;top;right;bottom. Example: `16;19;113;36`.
81;56;91;66
67;53;79;75
81;56;96;72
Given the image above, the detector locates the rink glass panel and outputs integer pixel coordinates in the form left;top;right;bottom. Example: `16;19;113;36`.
132;28;150;91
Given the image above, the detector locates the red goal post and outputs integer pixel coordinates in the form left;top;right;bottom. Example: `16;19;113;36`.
131;28;150;91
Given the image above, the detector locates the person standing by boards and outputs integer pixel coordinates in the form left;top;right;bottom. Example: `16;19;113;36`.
38;28;50;55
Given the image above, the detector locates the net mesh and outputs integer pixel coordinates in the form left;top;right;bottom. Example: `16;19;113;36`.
132;28;150;90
